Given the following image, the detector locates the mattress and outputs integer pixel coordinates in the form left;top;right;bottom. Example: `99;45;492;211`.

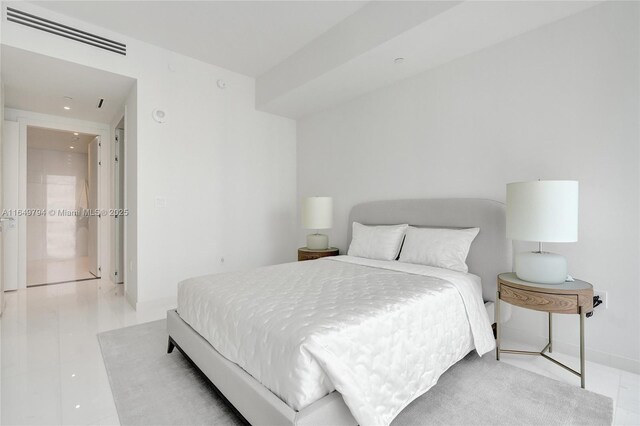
177;256;495;426
485;301;495;324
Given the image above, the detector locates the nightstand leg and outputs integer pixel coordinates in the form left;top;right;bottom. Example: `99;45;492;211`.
580;306;585;388
548;312;552;353
495;291;500;361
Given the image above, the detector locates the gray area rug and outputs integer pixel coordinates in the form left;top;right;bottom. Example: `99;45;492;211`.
98;320;613;426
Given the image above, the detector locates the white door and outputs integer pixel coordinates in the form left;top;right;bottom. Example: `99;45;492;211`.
112;128;124;284
1;120;19;293
88;137;100;277
0;120;4;314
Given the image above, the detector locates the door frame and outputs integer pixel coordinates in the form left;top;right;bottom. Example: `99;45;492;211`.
87;135;101;278
112;124;125;285
2;120;20;292
7;109;110;289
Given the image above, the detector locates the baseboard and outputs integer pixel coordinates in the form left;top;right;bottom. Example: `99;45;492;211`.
124;290;136;310
501;325;640;374
135;295;177;313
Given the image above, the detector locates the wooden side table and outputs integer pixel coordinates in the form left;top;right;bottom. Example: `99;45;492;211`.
297;247;339;261
496;272;593;388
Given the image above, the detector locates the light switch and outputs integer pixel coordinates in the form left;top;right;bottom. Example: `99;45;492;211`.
155;196;167;208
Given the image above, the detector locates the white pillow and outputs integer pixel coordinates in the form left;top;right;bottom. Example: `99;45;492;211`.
347;222;408;261
398;226;480;272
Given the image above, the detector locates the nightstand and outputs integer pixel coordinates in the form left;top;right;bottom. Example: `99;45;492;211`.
496;272;594;388
297;247;339;261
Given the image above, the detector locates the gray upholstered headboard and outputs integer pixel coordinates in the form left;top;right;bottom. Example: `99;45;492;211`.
347;199;511;302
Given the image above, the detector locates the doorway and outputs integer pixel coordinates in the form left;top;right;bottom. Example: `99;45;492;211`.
25;126;100;286
1;45;136;295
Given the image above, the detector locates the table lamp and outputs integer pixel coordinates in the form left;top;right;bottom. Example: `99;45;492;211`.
506;181;579;284
302;197;333;250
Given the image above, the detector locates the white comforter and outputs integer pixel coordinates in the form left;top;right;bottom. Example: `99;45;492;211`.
177;256;495;426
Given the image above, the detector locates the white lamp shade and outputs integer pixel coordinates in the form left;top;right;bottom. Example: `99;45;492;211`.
507;181;578;242
302;197;333;230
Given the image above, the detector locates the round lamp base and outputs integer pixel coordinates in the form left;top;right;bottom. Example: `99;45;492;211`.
515;252;567;284
306;233;329;250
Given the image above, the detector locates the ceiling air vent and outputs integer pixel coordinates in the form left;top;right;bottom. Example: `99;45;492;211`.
7;7;126;56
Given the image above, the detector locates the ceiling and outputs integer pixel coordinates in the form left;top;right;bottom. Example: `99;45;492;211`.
33;1;367;77
21;1;601;119
1;45;136;123
256;1;601;118
27;126;96;154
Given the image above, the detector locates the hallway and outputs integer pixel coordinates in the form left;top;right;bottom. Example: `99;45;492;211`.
27;256;96;287
25;127;100;287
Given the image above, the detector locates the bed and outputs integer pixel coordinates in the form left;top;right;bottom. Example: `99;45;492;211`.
166;198;512;426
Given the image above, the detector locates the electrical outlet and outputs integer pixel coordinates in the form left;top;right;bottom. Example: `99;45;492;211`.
594;290;608;309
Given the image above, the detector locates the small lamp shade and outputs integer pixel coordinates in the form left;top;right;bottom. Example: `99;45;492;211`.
302;197;333;230
507;181;579;242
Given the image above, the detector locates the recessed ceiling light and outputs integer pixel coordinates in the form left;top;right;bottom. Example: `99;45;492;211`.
64;106;71;110
394;57;405;64
70;146;75;149
73;132;79;136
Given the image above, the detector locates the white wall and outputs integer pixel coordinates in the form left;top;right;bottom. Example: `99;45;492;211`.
1;3;297;306
26;147;89;261
298;2;639;372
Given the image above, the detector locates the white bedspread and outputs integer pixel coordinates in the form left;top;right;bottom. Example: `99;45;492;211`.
177;256;495;426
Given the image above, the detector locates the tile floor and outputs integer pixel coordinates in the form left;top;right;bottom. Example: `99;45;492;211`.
1;279;172;425
1;279;638;425
27;257;96;287
499;342;640;425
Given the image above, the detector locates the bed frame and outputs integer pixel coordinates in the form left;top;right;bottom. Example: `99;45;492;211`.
167;198;512;425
